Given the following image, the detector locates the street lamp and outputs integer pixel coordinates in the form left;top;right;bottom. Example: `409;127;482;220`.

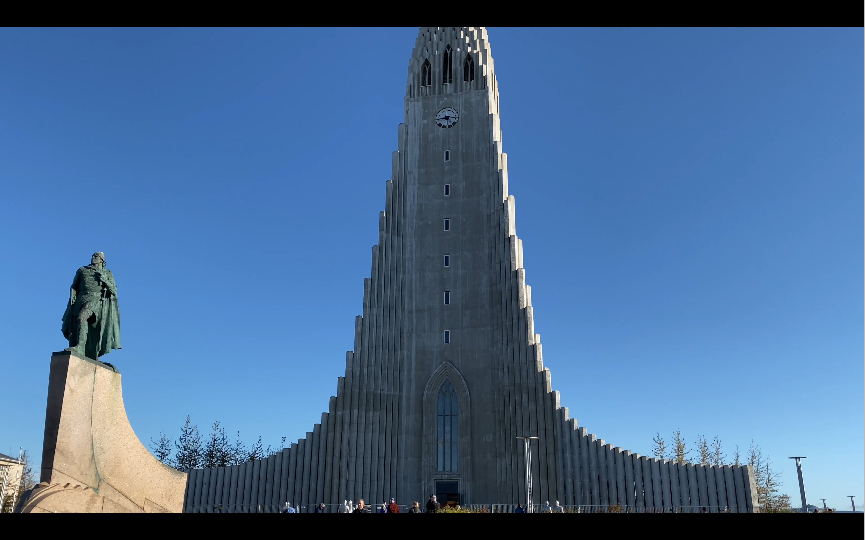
516;436;539;513
848;496;855;512
788;457;807;513
819;498;827;511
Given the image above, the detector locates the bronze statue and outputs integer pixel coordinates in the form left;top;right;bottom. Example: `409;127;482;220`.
62;252;121;359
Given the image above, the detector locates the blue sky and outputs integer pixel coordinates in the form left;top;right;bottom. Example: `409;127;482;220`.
1;27;861;509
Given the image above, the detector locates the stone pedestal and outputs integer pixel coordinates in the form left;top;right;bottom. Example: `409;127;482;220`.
17;351;187;513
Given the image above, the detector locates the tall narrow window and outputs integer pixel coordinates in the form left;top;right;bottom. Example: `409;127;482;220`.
421;59;432;87
442;45;453;84
443;219;450;231
463;54;475;82
444;291;450;305
444;150;450;162
437;380;458;472
443;330;450;343
444;184;450;196
443;255;450;267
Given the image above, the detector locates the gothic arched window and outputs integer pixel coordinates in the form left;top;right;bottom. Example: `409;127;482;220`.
437;380;458;472
421;59;432;87
463;54;474;82
442;45;453;84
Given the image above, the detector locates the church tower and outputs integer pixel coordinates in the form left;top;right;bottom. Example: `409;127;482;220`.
182;28;759;512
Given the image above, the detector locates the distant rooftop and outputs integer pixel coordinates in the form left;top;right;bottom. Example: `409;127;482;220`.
0;452;19;462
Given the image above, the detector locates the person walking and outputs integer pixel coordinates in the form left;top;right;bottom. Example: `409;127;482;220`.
388;498;400;513
353;499;370;513
426;494;441;513
409;501;422;513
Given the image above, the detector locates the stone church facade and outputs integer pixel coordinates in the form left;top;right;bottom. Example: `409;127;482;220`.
182;27;759;512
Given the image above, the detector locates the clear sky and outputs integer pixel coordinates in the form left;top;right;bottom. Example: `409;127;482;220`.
1;27;861;510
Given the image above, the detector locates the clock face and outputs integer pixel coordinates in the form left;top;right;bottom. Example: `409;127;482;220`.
436;107;459;128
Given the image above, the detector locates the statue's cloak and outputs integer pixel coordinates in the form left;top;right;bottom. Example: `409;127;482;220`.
61;267;122;358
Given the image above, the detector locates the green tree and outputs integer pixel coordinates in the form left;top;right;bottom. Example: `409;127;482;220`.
651;432;667;460
696;435;710;465
174;416;202;471
150;431;173;466
671;429;689;464
710;436;726;466
202;421;232;468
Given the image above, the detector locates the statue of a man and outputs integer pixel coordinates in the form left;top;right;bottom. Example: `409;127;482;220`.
61;252;121;359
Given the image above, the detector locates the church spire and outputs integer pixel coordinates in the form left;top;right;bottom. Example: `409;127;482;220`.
406;27;499;102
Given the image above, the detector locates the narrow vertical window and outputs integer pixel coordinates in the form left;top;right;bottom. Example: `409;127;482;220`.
463;54;475;82
444;184;450;196
443;219;450;231
436;380;458;472
442;45;453;84
443;255;450;267
444;150;450;162
444;291;450;305
443;330;450;344
421;59;432;87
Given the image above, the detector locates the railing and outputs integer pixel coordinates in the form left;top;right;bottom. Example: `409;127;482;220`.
185;503;752;513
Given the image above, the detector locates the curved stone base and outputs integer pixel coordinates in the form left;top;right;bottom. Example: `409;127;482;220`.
18;351;187;513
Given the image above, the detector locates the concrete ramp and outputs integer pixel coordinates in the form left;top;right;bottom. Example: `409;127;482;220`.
18;351;186;513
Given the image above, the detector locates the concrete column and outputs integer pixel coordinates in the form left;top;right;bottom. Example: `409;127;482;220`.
301;432;314;511
615;448;626;507
315;412;329;508
346;317;363;503
668;461;680;511
241;458;254;513
733;465;748;513
633;454;644;508
569;420;581;507
237;462;250;512
558;410;573;507
285;443;297;511
706;464;719;512
269;451;282;511
640;456;654;508
623;451;635;508
588;434;600;506
604;444;617;506
200;467;212;513
659;460;671;510
264;456;276;512
685;464;699;513
225;465;238;512
579;427;590;507
307;424;321;509
742;464;758;512
250;458;262;512
596;439;609;506
714;464;728;512
723;465;738;513
696;464;709;510
650;459;662;511
292;440;305;511
214;466;225;513
191;468;204;512
329;378;344;506
278;448;290;510
677;463;690;510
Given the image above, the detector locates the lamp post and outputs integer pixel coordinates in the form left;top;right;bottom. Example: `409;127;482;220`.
788;457;807;513
819;498;826;511
848;496;855;512
516;436;539;513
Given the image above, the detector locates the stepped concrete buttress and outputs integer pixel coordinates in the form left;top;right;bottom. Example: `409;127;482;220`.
17;351;187;513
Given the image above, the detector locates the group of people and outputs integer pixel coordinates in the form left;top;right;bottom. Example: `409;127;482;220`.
282;498;423;513
513;500;564;513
